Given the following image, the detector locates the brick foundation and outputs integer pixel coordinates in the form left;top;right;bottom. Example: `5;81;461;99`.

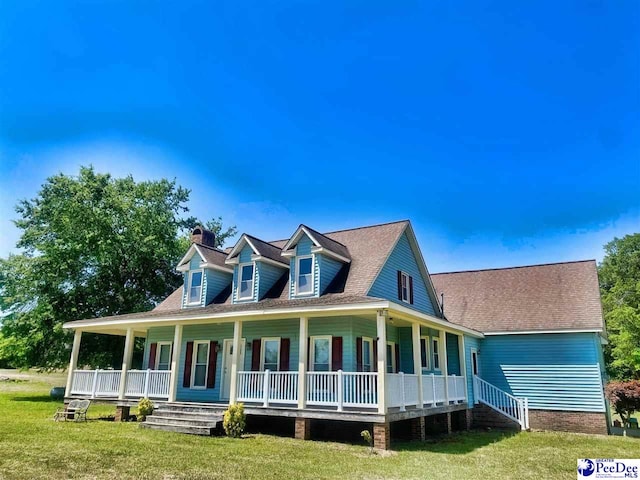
294;417;311;440
114;406;130;422
425;413;451;435
409;417;426;441
373;422;391;450
472;404;520;430
451;409;471;432
528;410;608;435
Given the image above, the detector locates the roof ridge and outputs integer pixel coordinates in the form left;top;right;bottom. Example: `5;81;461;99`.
431;259;596;276
299;224;349;249
267;219;409;245
193;243;228;255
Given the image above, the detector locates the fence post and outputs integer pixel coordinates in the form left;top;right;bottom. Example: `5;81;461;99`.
400;372;406;412
452;374;458;403
337;370;344;412
91;369;99;398
263;370;270;407
524;398;530;430
431;373;436;404
144;369;151;398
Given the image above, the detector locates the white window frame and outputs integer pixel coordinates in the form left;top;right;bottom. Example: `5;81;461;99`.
362;336;374;372
471;348;479;376
432;337;441;371
309;335;332;372
237;262;255;300
155;342;173;371
260;337;281;372
400;271;410;303
420;336;430;370
386;341;396;373
295;255;315;296
187;269;204;305
190;340;210;390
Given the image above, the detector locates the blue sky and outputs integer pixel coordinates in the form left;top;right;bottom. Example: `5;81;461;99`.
0;0;638;273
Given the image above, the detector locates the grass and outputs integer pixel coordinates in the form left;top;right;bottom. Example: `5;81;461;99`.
0;370;638;479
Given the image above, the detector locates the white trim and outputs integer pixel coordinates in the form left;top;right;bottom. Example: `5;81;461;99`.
226;235;260;263
399;271;410;303
470;348;479;376
386;341;396;373
432;337;441;371
420;335;430;370
190;340;210;389
186;269;204;305
309;335;332;372
309;246;351;264
237;263;255;301
198;262;233;274
250;255;289;269
483;328;603;335
294;255;315;296
281;226;318;253
155;341;173;371
176;244;233;273
361;336;374;372
387;301;484;337
260;337;281;371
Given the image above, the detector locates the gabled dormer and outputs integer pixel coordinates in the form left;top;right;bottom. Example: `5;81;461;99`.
226;234;288;303
281;225;351;299
176;227;234;308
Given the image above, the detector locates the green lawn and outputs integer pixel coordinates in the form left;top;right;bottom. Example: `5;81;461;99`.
0;371;637;480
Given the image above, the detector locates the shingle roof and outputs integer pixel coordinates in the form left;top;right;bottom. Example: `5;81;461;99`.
430;260;604;333
195;244;230;269
296;225;351;260
243;234;289;266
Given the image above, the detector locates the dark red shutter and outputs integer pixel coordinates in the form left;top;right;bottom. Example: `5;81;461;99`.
148;343;157;369
397;270;403;300
206;341;218;388
251;339;261;371
356;337;363;372
409;276;414;304
183;341;194;388
373;340;378;372
394;344;400;373
331;337;343;371
279;338;290;371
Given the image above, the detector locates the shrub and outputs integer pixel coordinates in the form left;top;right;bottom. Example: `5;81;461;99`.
605;380;640;427
223;403;246;438
137;398;154;421
360;429;373;454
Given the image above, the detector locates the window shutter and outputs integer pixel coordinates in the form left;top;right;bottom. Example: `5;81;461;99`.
397;270;403;300
356;337;363;372
251;340;261;371
373;341;378;372
148;343;157;369
409;276;414;304
307;337;311;367
206;341;218;388
395;344;401;374
331;337;343;371
183;341;194;388
279;338;290;371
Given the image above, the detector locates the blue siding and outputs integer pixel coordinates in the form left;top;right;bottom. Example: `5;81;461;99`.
232;245;257;303
256;262;286;299
478;333;606;412
446;332;461;375
182;255;206;308
367;232;437;316
143;327;176;368
464;335;480;405
398;328;414;373
318;254;343;294
204;269;232;305
289;235;320;298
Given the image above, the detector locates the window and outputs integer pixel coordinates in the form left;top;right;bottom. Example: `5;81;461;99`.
296;256;314;295
188;271;203;304
400;272;409;302
238;263;254;300
432;338;441;370
156;342;172;371
362;337;373;372
310;336;331;371
471;349;479;376
261;338;280;371
191;341;210;388
386;342;396;373
420;336;430;370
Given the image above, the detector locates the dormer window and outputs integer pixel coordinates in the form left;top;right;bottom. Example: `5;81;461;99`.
238;263;254;300
296;256;314;295
188;270;203;304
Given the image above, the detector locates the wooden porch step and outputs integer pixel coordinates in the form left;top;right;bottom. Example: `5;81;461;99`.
140;422;215;436
157;404;228;415
144;415;221;429
152;409;224;421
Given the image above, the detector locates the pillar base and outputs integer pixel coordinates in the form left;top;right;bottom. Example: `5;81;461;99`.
373;422;391;450
410;416;426;441
115;406;130;422
294;417;311;440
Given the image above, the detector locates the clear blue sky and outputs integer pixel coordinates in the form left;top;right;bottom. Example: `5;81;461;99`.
0;1;638;272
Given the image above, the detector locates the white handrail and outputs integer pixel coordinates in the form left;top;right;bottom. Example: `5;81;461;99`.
70;369;170;399
474;375;529;430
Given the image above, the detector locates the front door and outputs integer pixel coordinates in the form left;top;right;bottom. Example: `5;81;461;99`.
221;338;246;400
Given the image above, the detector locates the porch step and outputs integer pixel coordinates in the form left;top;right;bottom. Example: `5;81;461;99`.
144;414;221;428
141;403;225;436
152;409;225;421
156;403;227;415
140;422;215;436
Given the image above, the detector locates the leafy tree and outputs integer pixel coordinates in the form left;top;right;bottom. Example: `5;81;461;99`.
0;166;235;369
605;380;640;427
599;234;640;380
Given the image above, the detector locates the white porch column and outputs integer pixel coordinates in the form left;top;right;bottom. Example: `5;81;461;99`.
458;334;468;403
439;329;449;403
65;329;83;397
228;320;243;404
297;316;308;409
118;328;135;400
168;324;183;402
411;322;423;407
376;309;388;414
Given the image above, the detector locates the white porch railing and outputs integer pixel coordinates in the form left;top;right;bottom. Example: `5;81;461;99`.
390;373;466;410
69;369;170;399
474;375;529;430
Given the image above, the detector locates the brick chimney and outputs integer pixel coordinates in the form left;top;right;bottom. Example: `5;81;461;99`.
191;226;216;247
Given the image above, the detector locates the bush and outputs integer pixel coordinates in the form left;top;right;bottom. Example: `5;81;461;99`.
360;430;373;454
223;403;246;438
137;397;154;421
605;380;640;426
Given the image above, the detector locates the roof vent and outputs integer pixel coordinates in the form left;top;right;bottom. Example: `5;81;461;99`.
191;226;216;248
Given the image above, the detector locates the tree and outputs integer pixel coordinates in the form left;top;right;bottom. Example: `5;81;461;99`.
0;166;236;369
599;234;640;380
605;381;640;427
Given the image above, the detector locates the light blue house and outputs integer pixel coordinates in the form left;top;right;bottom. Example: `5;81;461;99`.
63;221;608;448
